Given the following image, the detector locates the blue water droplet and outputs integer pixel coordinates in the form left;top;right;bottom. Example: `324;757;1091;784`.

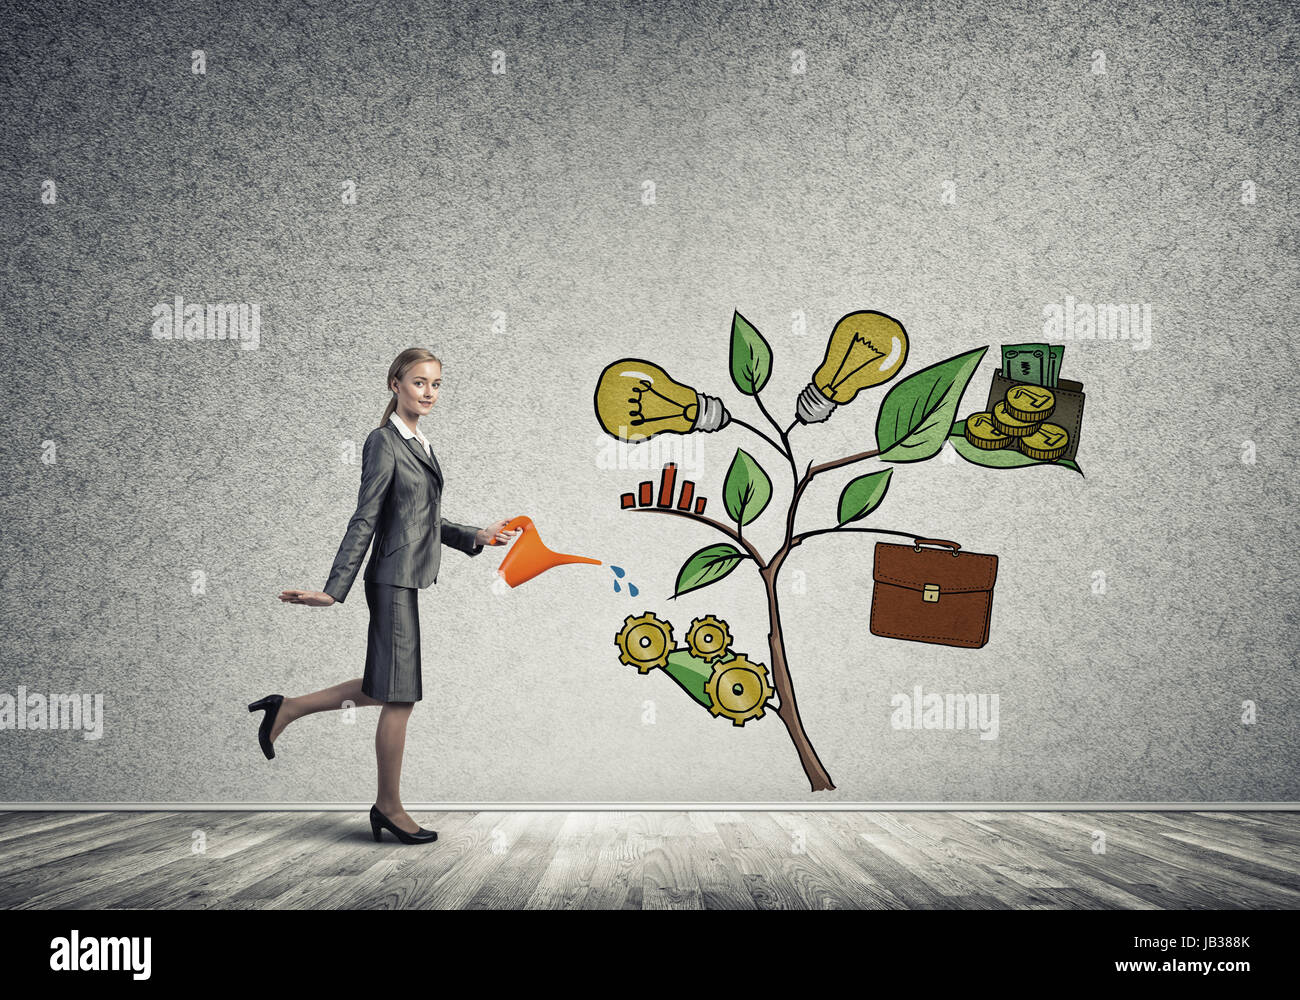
628;582;639;597
610;565;626;578
612;579;622;593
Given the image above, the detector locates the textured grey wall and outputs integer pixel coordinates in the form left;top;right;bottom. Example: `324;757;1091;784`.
0;0;1296;803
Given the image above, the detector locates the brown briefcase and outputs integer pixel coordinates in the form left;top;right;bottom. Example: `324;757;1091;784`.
869;538;998;649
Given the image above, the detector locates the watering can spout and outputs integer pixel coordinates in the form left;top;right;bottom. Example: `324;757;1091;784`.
495;515;601;587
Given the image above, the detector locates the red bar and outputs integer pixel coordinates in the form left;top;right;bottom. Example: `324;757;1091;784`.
658;462;677;508
695;497;707;514
677;481;695;510
639;482;653;506
621;492;636;509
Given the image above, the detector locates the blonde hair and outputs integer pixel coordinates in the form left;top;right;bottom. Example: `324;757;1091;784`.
379;348;443;429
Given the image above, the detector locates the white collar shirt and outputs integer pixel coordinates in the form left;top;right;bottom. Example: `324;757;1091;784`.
389;411;431;457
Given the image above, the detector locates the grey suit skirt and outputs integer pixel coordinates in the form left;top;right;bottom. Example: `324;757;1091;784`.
362;581;422;702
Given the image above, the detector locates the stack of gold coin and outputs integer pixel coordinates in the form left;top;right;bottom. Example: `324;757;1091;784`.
964;385;1069;461
991;401;1040;437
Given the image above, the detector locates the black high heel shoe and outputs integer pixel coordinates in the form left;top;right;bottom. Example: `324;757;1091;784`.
370;804;437;845
247;694;284;760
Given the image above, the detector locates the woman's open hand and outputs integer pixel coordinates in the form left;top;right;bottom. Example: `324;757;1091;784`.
477;519;524;546
278;589;336;606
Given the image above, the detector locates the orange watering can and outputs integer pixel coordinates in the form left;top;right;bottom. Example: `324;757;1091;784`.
491;515;601;587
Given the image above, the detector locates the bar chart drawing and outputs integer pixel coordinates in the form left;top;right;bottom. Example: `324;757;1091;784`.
620;462;707;515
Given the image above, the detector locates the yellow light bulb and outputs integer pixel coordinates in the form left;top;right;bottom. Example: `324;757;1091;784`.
594;358;731;442
796;310;909;424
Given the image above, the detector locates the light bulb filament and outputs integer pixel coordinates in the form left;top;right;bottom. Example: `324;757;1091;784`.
630;382;691;425
827;333;886;388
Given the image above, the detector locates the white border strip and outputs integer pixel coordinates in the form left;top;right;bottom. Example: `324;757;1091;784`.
1;802;1296;812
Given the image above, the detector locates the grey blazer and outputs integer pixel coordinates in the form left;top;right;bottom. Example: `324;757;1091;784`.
322;421;485;604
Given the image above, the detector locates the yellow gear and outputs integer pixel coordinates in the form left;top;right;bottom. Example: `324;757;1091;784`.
704;653;775;726
685;615;733;663
615;612;675;674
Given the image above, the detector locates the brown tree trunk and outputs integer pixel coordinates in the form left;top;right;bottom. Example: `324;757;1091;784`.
761;558;835;792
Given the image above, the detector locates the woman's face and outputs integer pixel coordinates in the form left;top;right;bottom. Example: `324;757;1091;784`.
393;361;441;416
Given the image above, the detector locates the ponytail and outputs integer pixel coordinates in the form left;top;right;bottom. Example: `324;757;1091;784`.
378;392;399;430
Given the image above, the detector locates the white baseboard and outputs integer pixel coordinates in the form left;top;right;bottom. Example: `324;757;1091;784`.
0;802;1296;812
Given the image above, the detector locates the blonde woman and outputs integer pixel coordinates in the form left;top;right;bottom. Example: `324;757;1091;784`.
255;348;519;844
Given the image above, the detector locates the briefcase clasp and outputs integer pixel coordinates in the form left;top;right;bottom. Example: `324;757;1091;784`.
923;583;940;603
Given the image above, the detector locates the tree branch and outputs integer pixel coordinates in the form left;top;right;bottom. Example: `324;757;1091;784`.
809;447;881;477
773;448;887;574
791;524;925;548
754;393;791;464
625;505;768;570
730;417;788;461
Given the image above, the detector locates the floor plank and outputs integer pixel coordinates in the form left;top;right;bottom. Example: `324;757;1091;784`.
0;810;1294;909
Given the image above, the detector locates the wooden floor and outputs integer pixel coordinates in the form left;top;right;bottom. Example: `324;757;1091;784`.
0;810;1296;909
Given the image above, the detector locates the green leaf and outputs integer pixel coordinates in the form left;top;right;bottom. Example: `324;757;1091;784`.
946;420;1084;475
723;448;773;526
837;468;893;524
730;310;772;395
674;543;745;597
876;346;988;463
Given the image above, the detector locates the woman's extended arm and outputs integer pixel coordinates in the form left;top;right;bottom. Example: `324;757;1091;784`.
320;429;396;605
440;517;486;556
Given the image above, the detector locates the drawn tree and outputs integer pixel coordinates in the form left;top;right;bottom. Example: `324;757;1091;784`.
594;310;1081;791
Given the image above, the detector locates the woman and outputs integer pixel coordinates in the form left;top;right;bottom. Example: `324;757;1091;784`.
253;348;519;845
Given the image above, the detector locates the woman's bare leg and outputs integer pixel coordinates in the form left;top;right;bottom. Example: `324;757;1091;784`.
269;678;381;743
374;702;420;833
265;680;421;834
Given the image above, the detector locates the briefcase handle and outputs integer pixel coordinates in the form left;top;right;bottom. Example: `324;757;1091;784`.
912;537;961;555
